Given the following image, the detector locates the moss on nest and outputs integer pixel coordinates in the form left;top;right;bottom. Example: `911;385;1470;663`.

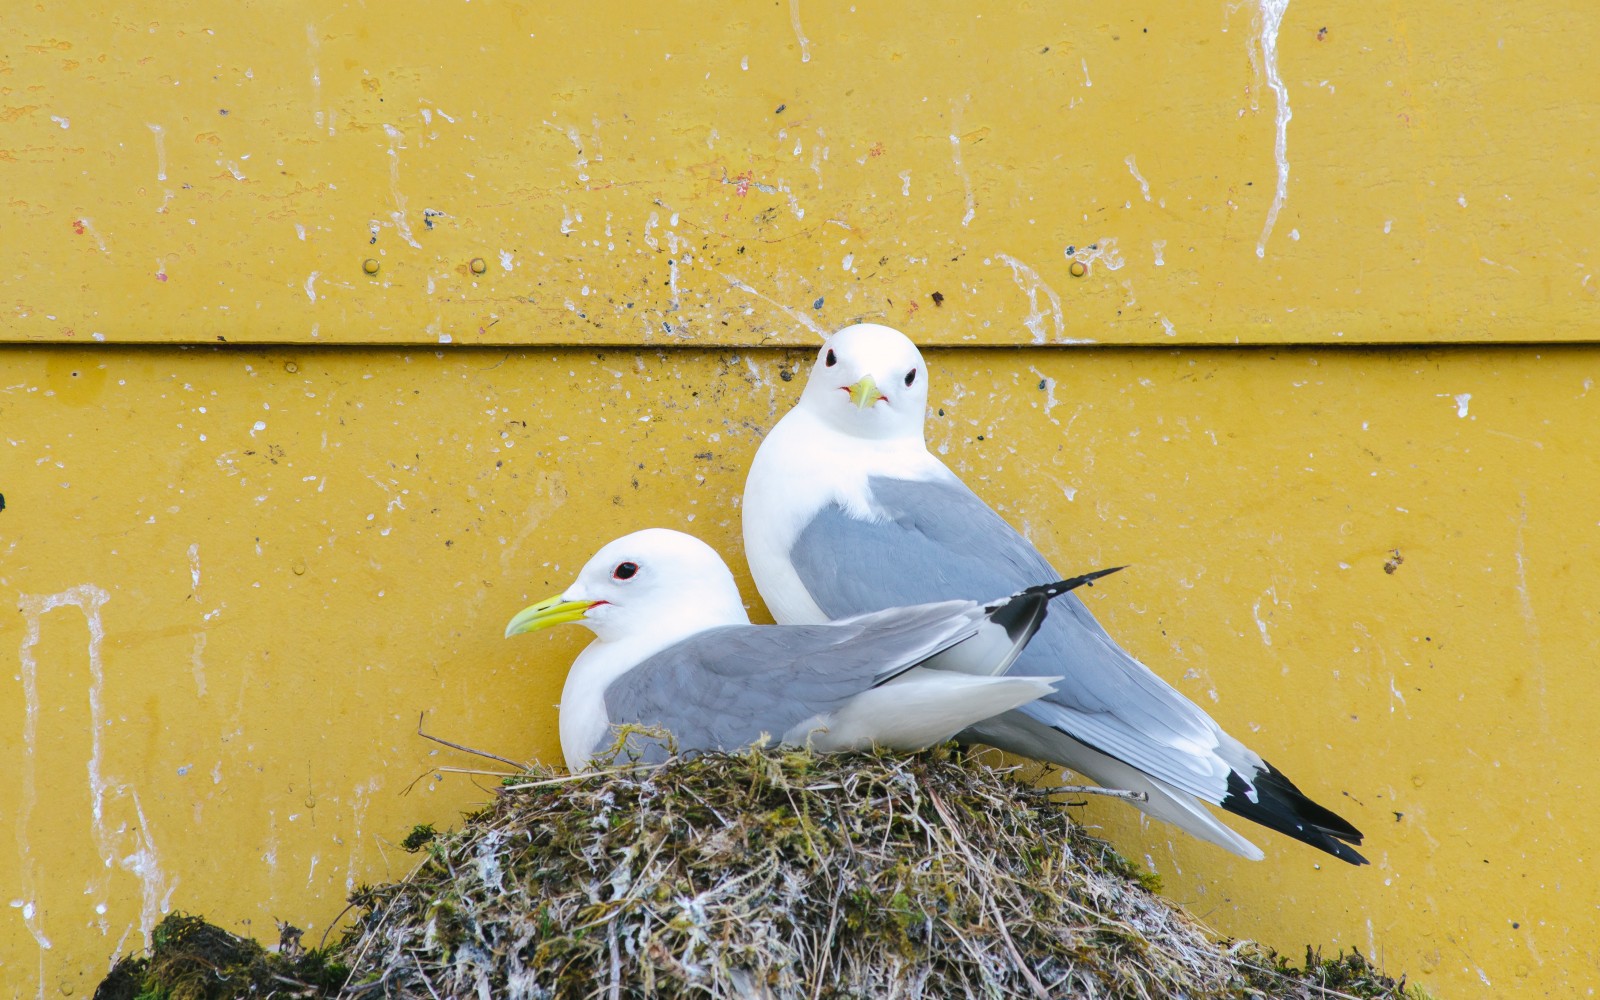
98;744;1426;999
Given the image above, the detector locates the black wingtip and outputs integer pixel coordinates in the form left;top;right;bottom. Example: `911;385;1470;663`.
1222;764;1369;866
1026;565;1126;600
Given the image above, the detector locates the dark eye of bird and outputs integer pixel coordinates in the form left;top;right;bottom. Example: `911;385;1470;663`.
904;368;917;387
824;349;837;367
613;562;638;580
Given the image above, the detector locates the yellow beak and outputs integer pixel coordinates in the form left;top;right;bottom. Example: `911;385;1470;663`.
504;594;595;638
847;374;882;410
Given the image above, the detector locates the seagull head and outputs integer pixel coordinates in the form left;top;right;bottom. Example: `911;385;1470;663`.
504;528;751;646
798;323;930;442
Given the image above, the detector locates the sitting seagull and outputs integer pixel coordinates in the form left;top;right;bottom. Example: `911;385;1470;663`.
742;324;1367;865
505;527;1118;771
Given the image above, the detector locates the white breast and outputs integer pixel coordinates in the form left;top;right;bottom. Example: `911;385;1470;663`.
743;407;950;625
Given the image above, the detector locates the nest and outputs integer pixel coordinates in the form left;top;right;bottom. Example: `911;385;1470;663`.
97;743;1422;999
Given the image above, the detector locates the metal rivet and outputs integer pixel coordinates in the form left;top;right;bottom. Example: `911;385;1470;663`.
362;258;380;275
469;257;487;275
1068;260;1087;278
291;558;307;576
283;361;299;374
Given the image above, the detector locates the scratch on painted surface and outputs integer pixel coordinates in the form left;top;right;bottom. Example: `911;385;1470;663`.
995;255;1063;345
788;0;811;62
716;271;830;338
1247;0;1293;258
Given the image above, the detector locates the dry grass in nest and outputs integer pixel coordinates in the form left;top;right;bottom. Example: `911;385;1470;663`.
320;740;1421;1000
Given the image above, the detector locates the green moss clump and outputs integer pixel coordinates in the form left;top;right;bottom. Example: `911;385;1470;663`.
91;913;347;1000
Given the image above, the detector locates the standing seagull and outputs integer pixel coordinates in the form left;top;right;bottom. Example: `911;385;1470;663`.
743;324;1367;864
505;527;1117;771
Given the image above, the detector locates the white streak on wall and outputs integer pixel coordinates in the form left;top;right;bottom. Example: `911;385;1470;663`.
16;585;113;954
1251;594;1274;646
188;544;208;696
789;0;812;62
15;607;52;951
1125;155;1153;202
145;124;167;181
995;254;1064;345
1249;0;1293;258
307;24;333;134
382;125;423;249
949;127;976;227
119;791;177;947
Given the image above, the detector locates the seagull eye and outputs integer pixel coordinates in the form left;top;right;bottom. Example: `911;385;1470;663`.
904;368;917;387
612;562;639;581
824;349;837;367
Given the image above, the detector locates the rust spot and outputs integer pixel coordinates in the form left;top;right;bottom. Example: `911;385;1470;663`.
1383;548;1404;575
930;291;945;306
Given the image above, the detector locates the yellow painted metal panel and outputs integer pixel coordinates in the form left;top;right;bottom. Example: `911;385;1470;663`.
2;344;1597;996
4;3;1598;346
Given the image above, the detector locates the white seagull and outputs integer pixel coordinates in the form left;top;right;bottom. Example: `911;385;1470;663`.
742;324;1367;865
505;527;1118;772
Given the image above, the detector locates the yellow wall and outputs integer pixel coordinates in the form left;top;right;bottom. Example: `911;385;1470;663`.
4;3;1598;997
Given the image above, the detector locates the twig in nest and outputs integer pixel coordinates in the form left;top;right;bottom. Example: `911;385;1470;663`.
415;710;527;769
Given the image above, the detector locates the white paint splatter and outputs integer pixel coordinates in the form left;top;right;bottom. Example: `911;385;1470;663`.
1248;0;1293;258
789;0;811;62
996;254;1063;345
1066;239;1126;272
251;419;267;436
382;125;423;249
304;271;319;304
1159;316;1176;337
1437;392;1471;418
1028;367;1061;424
1251;593;1274;646
1081;58;1092;87
899;170;912;196
841;252;854;271
51;115;70;129
1125;155;1153;202
546;121;589;182
499;250;514;272
146;123;167;181
1152;239;1166;266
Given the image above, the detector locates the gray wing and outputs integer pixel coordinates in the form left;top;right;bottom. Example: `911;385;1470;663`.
601;600;987;763
791;474;1237;801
